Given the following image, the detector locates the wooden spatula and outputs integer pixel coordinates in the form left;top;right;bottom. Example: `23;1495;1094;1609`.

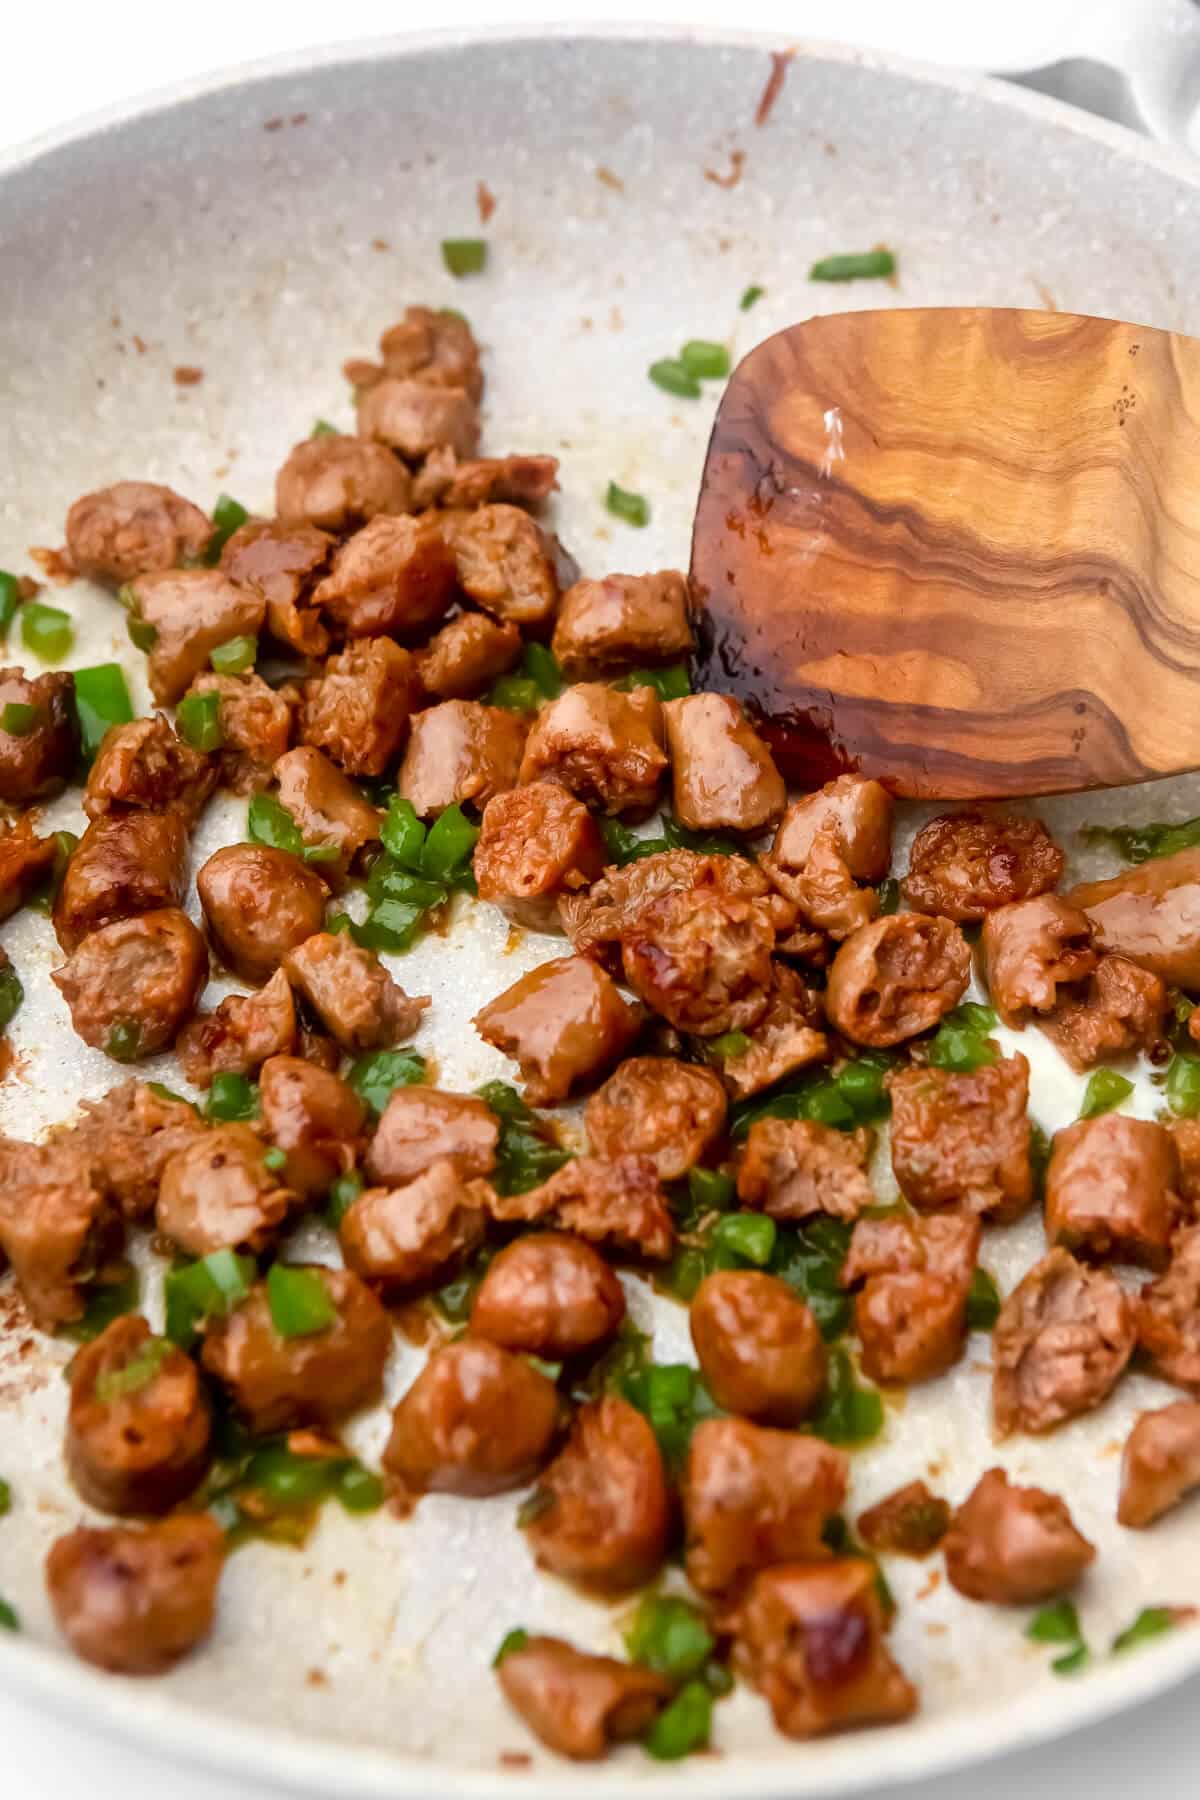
689;307;1200;799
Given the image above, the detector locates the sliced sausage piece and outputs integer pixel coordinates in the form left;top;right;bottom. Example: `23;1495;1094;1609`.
474;782;605;933
690;1271;826;1424
0;667;78;804
1118;1400;1200;1527
730;1559;917;1738
471;1233;625;1358
364;1086;498;1185
45;1514;224;1676
825;914;970;1048
274;745;382;882
842;1211;980;1385
1067;847;1200;987
0;815;57;921
128;569;265;705
943;1468;1094;1603
300;637;422;778
857;1481;951;1557
181;672;297;794
903;811;1064;920
415;449;558;512
50;1080;207;1222
980;896;1097;1027
339;1160;487;1294
551;570;692;679
486;1155;675;1261
201;1267;390;1434
765;777;893;897
772;825;879;941
52;908;207;1059
522;1394;669;1593
584;1056;726;1180
372;305;484;397
157;1124;295;1258
53;811;188;953
496;1636;670;1762
1040;954;1166;1072
1046;1114;1180;1270
84;715;215;824
992;1247;1135;1435
720;964;830;1099
312;513;456;640
888;1054;1034;1224
283;932;429;1052
398;699;527;818
258;1054;365;1201
65;1315;211;1516
662;692;785;834
275;434;412;531
382;1338;559;1497
417;610;522;700
682;1418;848;1597
176;968;298;1087
1172;1119;1200;1215
620;880;777;1038
449;504;561;629
519;683;666;817
0;1139;117;1329
562;846;773;962
197;843;327;985
738;1119;875;1223
474;954;640;1104
357;377;480;460
66;481;212;584
219;518;332;660
1136;1225;1200;1390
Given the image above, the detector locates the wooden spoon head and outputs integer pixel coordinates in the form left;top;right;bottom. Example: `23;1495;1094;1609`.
689;307;1200;799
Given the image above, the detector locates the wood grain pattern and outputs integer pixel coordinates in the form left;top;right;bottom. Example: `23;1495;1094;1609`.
689;308;1200;799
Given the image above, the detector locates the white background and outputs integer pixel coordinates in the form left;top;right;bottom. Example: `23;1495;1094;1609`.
3;2;1199;1796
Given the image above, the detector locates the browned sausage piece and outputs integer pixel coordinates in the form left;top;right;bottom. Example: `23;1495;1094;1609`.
1173;1119;1200;1214
283;932;428;1052
474;783;606;933
416;449;558;511
485;1155;675;1261
65;1316;211;1516
84;715;215;824
66;481;213;584
550;570;691;679
0;1139;117;1329
1067;848;1200;988
364;1086;498;1186
474;954;639;1105
856;1481;951;1556
691;1271;826;1424
53;811;188;953
0;668;77;805
1040;954;1167;1072
219;518;333;661
522;1394;669;1593
0;816;59;921
49;1080;207;1222
312;514;456;641
496;1636;670;1762
730;1559;917;1739
128;569;266;705
943;1468;1094;1603
765;777;893;897
979;896;1098;1027
258;1054;365;1200
274;746;382;883
471;1233;625;1358
275;434;413;531
720;965;830;1100
449;504;561;629
903;810;1064;921
176;968;298;1087
1118;1400;1200;1527
45;1514;225;1676
1136;1225;1200;1390
181;672;297;794
737;1119;875;1223
372;306;484;397
201;1267;390;1434
357;377;480;460
888;1055;1034;1224
682;1418;848;1597
52;908;207;1059
417;610;522;701
662;692;786;834
519;683;666;817
620;881;777;1038
561;846;774;963
584;1056;726;1180
825;914;970;1048
157;1124;295;1258
842;1211;980;1386
299;638;422;779
772;826;880;941
339;1160;487;1295
992;1247;1135;1435
382;1338;558;1497
1046;1114;1180;1270
398;699;527;819
197;843;327;984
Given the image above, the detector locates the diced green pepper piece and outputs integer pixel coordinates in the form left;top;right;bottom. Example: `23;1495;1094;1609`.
72;663;134;760
176;690;224;751
810;248;896;281
649;359;701;399
625;1593;714;1681
205;1073;259;1122
0;702;37;736
643;1680;712;1760
266;1264;338;1339
711;1212;776;1266
209;635;257;675
441;238;487;277
1167;1053;1200;1117
0;964;22;1034
206;494;249;563
606;482;650;527
20;602;73;663
492;1626;529;1666
679;339;730;380
348;1047;428;1117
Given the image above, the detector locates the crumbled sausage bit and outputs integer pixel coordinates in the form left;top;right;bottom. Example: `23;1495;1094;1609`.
496;1635;670;1762
220;518;333;661
682;1418;848;1596
0;668;79;804
1067;847;1200;988
339;1159;487;1295
584;1055;726;1180
183;673;296;794
365;1086;498;1186
49;1079;208;1222
841;1211;980;1386
561;846;771;963
943;1468;1094;1603
65;481;212;586
662;692;786;834
275;434;413;532
417;611;522;701
1136;1225;1200;1390
357;378;480;460
157;1124;295;1259
519;682;666;816
888;1054;1034;1224
0;816;59;922
719;964;829;1099
738;1118;874;1223
992;1247;1135;1435
283;932;429;1052
766;777;893;898
128;568;266;705
274;745;382;884
415;450;559;512
258;1055;365;1202
484;1155;674;1261
448;504;562;629
522;1395;669;1593
1040;953;1166;1071
1118;1400;1200;1527
980;895;1097;1027
474;782;606;934
398;700;527;819
857;1481;951;1557
824;914;970;1048
1045;1114;1180;1270
84;714;216;824
550;570;691;679
474;954;640;1105
177;967;298;1087
53;811;189;953
620;876;778;1038
312;514;456;641
0;1137;119;1328
300;637;423;777
902;811;1064;921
